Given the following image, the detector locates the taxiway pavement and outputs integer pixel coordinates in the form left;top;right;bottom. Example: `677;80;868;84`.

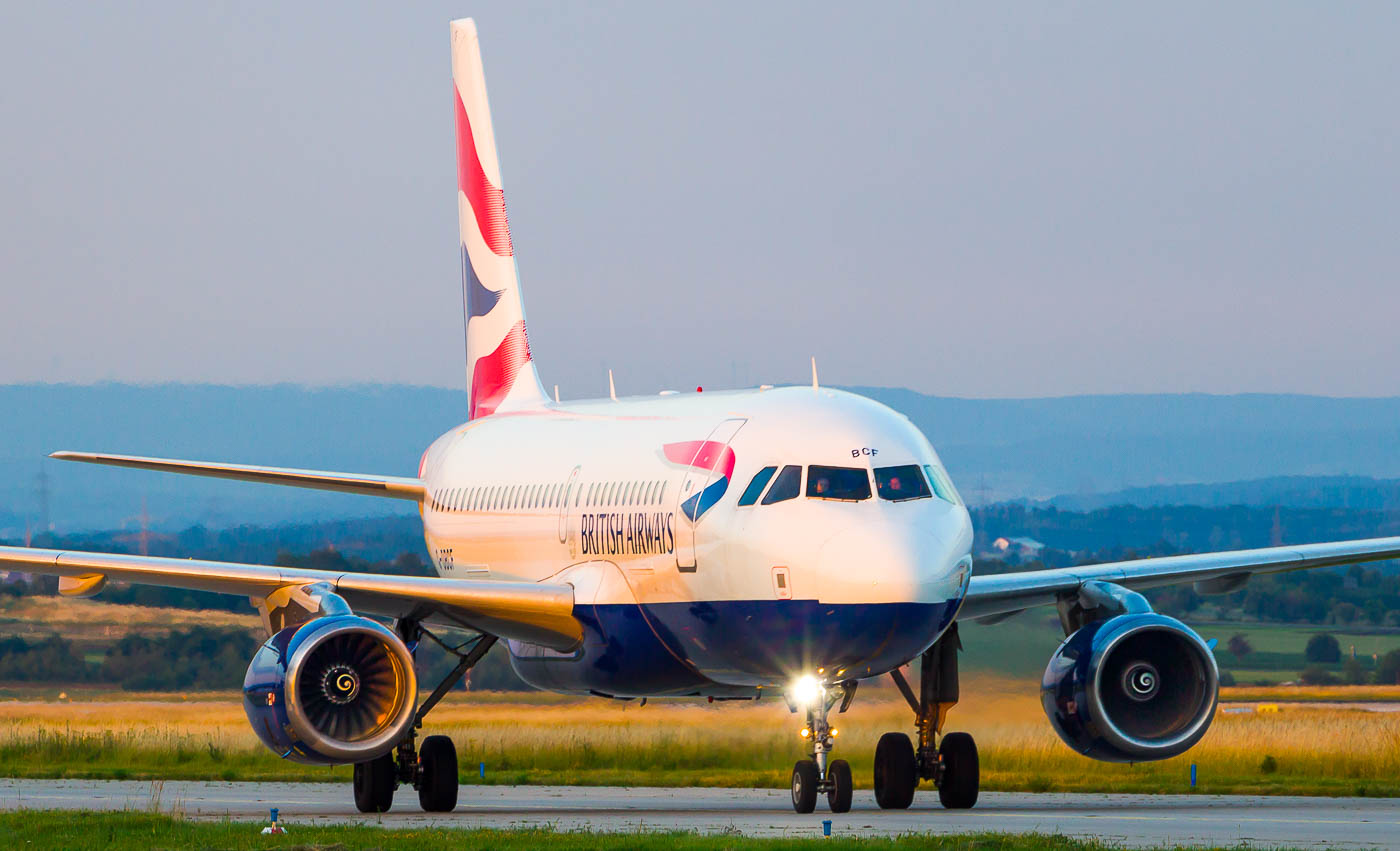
1;780;1395;848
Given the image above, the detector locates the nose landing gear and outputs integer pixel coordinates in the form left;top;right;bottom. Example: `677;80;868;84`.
876;622;979;810
788;680;857;813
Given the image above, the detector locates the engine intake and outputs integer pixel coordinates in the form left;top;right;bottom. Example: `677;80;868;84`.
243;615;417;765
1041;612;1218;762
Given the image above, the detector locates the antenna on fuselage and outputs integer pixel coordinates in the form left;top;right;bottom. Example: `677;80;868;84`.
608;370;617;401
554;384;560;403
811;356;819;390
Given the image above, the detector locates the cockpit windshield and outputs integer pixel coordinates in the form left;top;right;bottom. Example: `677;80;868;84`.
875;464;932;502
806;466;871;501
923;463;963;505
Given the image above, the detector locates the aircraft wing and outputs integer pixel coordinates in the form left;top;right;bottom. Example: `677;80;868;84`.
49;451;425;501
0;546;581;651
958;536;1400;623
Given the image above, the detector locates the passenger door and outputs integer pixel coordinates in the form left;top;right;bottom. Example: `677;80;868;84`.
559;465;580;556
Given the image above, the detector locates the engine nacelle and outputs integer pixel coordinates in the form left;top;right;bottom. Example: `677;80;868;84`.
243;615;417;765
1041;613;1218;762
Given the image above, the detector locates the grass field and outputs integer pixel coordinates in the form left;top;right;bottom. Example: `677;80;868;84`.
2;677;1397;797
0;811;1237;851
2;600;1397;797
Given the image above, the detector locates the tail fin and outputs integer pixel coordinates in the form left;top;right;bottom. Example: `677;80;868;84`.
451;18;547;419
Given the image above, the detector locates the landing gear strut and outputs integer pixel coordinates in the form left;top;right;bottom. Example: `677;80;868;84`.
876;623;979;810
351;622;497;814
789;680;857;813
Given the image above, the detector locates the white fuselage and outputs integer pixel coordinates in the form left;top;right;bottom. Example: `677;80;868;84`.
417;386;973;697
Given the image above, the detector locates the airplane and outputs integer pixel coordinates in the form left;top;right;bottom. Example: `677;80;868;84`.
5;16;1400;817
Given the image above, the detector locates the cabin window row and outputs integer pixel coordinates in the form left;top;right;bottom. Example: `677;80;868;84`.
429;479;670;513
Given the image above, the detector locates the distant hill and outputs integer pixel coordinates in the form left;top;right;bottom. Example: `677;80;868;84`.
1047;476;1400;512
0;383;457;534
850;388;1400;505
4;383;1400;532
973;502;1400;557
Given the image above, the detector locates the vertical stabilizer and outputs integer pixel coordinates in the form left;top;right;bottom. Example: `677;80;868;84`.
451;18;547;419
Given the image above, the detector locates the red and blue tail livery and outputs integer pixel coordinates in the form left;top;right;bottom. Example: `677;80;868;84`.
452;18;545;420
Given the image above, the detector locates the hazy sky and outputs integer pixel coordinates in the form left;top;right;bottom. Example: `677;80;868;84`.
3;2;1398;399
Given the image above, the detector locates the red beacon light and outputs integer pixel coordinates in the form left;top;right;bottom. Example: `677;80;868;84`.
696;386;703;393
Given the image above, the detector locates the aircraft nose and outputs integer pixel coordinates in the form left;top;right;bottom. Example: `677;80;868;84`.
816;518;966;605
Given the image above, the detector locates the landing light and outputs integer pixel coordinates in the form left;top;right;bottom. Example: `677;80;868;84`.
790;674;824;708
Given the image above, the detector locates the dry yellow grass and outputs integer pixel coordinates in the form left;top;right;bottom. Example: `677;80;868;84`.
1221;684;1400;702
1;674;1396;794
0;597;258;642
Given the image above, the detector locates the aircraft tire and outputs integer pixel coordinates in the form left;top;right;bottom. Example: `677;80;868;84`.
873;732;917;809
826;758;853;813
417;735;459;813
791;759;819;814
353;752;396;813
937;732;979;809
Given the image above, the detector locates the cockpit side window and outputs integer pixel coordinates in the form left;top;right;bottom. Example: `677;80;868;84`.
806;466;871;501
761;465;802;505
875;464;932;502
923;463;964;505
737;466;778;506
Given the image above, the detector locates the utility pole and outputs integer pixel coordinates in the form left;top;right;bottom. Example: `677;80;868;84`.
139;496;151;556
35;466;51;534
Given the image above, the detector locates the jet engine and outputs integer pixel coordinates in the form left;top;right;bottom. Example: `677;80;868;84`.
243;614;417;765
1041;611;1218;762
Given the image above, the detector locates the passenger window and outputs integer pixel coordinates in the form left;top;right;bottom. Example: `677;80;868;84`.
807;466;871;501
923;463;964;505
876;465;932;502
761;465;802;505
738;466;778;506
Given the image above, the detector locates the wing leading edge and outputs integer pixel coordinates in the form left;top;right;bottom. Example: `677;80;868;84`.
958;536;1400;623
49;451;425;501
0;545;580;651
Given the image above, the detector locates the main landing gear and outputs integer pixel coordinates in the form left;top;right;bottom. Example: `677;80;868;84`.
788;678;858;814
352;623;498;814
876;623;979;810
